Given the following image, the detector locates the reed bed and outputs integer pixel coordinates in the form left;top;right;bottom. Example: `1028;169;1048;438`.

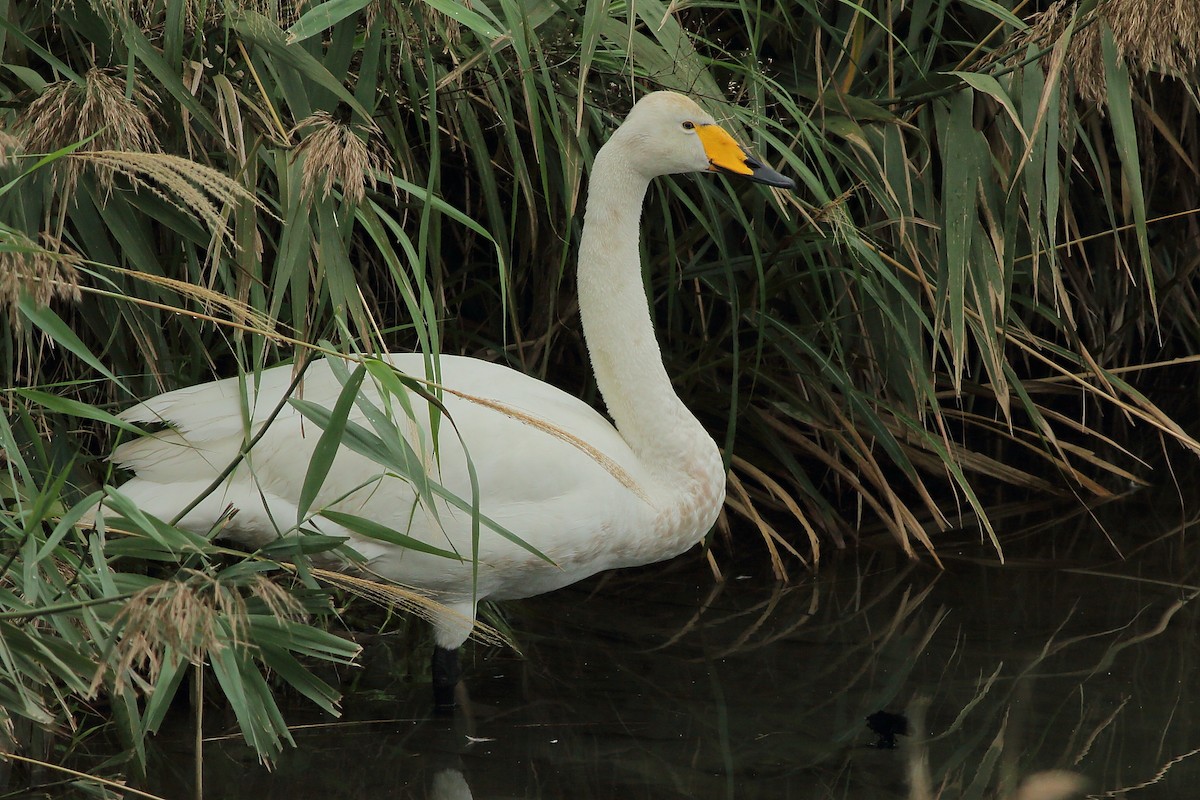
1;0;1199;781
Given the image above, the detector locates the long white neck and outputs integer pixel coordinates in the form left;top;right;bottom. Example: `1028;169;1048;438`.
576;138;714;473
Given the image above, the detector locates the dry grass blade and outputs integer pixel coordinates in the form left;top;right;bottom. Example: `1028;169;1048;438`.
724;468;810;579
730;454;820;566
882;412;1078;493
757;410;927;558
1004;330;1200;456
0;753;169;800
295;565;510;648
103;264;278;333
420;381;652;503
725;472;789;580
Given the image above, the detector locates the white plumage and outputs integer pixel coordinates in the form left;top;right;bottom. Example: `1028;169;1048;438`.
107;91;793;696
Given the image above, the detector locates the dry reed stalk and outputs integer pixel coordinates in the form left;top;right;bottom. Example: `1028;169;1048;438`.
290;110;391;206
0;232;83;331
111;265;277;332
303;565;511;647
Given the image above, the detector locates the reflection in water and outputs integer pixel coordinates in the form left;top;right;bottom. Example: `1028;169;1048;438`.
430;769;472;799
139;496;1200;799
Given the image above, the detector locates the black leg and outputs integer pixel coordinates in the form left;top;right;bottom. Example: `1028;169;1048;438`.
431;645;461;711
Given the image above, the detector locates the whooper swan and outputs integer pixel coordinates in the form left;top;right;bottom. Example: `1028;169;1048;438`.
107;91;795;707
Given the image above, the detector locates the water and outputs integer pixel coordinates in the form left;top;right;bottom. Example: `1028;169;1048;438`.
139;495;1200;799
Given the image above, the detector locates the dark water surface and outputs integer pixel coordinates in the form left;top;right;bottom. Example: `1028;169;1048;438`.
141;495;1200;799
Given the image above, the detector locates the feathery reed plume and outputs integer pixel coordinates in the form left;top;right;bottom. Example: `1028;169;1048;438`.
116;265;279;332
0;126;20;165
18;68;159;197
72;150;256;251
991;1;1072;68
58;0;158;28
91;570;305;696
247;574;307;621
995;1;1200;105
1067;0;1200;104
275;0;307;27
364;0;406;30
291;110;390;206
0;232;82;331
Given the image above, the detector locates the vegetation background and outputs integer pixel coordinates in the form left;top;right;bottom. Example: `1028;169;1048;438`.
2;0;1199;788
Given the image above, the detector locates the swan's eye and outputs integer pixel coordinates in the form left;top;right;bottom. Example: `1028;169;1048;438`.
682;120;695;130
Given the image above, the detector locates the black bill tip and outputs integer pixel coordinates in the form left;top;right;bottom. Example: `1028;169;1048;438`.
712;152;796;190
741;153;796;190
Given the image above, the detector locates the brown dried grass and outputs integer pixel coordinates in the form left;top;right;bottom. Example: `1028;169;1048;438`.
55;0;307;29
363;0;412;32
1098;0;1200;72
91;571;304;696
995;0;1073;66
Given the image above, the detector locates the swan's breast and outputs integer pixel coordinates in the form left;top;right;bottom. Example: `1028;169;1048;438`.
649;437;727;560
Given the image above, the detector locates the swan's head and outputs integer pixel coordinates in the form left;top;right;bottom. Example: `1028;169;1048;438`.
614;91;794;189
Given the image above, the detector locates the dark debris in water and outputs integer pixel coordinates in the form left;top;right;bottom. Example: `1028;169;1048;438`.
866;710;909;749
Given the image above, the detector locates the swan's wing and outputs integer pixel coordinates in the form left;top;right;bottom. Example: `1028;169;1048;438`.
111;364;330;479
109;355;651;552
111;353;637;483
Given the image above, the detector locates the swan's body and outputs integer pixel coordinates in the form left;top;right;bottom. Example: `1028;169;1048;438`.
108;92;792;700
113;352;721;638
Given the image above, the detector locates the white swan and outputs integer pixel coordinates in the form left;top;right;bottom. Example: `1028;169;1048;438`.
106;91;793;705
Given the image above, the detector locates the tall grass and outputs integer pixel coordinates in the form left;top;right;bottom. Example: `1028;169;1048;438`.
1;0;1198;778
